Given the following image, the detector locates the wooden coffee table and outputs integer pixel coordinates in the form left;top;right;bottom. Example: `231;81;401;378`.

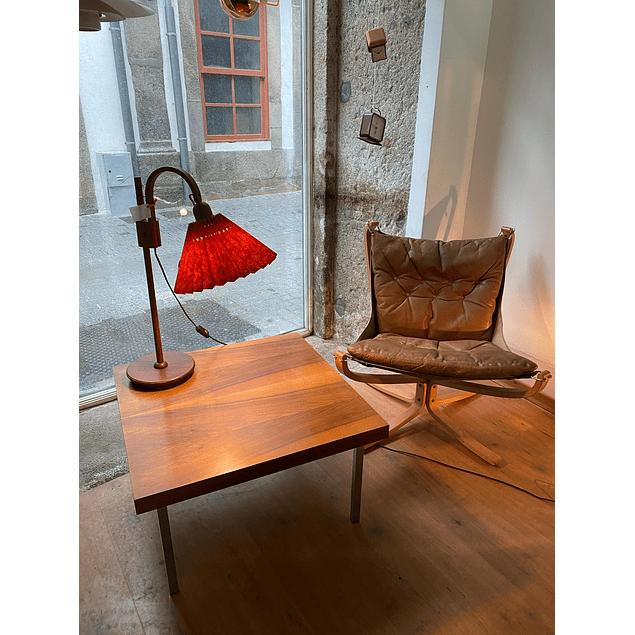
113;332;388;594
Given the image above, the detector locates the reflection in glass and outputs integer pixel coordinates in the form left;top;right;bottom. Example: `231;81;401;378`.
79;0;306;401
234;38;260;70
233;14;260;37
204;74;233;104
236;107;261;135
234;76;260;104
198;0;230;33
202;34;231;68
206;106;234;135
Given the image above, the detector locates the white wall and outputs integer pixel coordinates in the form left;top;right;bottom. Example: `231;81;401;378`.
464;0;555;390
405;0;445;238
406;0;493;241
406;0;555;395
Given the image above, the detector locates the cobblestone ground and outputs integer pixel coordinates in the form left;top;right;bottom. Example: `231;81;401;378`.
79;191;305;396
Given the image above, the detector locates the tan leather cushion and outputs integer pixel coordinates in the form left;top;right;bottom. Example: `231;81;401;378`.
371;232;508;341
348;333;537;379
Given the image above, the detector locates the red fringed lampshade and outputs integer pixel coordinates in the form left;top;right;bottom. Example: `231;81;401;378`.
174;213;277;294
126;166;278;391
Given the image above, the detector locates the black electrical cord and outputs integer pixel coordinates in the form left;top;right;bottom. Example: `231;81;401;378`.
153;248;227;346
377;444;555;503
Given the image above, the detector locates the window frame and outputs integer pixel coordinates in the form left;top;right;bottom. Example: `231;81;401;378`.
194;0;270;143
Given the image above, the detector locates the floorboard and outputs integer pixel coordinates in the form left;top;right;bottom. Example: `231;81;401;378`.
79;383;554;635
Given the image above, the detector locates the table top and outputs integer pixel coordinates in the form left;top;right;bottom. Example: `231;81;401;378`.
113;333;388;514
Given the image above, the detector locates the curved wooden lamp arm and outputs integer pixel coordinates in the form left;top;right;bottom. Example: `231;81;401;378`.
145;166;214;222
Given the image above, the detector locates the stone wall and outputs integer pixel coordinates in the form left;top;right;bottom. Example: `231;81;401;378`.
84;0;304;210
312;0;426;340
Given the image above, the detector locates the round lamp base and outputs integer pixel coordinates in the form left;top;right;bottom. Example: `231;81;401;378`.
126;351;195;390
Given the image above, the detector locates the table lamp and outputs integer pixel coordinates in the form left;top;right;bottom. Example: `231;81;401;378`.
126;166;277;390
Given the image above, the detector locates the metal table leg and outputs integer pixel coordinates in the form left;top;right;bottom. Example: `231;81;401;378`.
157;506;179;595
350;446;364;523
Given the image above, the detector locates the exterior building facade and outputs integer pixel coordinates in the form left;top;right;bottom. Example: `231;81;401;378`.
79;0;303;217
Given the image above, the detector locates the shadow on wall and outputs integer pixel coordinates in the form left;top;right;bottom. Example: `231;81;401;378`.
529;252;555;355
423;185;457;240
463;0;523;238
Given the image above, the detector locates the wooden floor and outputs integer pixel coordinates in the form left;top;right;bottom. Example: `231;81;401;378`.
79;381;554;635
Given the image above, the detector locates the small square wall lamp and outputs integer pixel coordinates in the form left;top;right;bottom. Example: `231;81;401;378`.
366;27;387;62
359;109;386;146
126;166;277;390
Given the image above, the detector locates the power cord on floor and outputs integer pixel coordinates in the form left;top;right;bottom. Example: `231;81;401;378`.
153;248;227;346
377;444;555;503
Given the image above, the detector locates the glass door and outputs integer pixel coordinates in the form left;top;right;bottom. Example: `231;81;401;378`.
79;0;311;405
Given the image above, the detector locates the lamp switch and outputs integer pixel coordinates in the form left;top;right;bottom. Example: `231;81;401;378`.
136;218;162;249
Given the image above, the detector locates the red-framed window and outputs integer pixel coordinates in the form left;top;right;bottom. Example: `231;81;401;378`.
194;0;270;142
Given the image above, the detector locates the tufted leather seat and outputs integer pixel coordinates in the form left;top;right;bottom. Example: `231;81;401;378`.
349;334;537;379
347;231;537;379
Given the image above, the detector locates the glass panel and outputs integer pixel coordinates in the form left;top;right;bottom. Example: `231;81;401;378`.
79;1;308;402
234;76;260;104
198;0;230;33
233;14;260;37
236;107;261;135
233;38;260;70
201;34;231;68
203;74;233;104
206;106;234;135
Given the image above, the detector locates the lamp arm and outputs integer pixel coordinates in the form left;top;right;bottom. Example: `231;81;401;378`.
144;166;214;221
134;167;208;374
144;166;202;204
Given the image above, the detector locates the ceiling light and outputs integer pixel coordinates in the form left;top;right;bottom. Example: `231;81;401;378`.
79;0;155;31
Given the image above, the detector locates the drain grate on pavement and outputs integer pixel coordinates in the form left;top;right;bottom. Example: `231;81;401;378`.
79;298;260;396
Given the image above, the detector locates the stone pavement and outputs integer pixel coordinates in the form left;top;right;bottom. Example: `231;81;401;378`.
79;191;305;397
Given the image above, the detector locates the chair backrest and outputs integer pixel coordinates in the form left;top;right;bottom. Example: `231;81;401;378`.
359;225;513;342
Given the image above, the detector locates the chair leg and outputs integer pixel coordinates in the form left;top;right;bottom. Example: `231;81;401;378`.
430;386;476;406
425;384;503;467
365;382;427;449
387;382;426;435
336;351;523;465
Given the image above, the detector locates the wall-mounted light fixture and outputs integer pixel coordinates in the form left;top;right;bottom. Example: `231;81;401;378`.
359;108;386;146
366;27;387;62
220;0;280;21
